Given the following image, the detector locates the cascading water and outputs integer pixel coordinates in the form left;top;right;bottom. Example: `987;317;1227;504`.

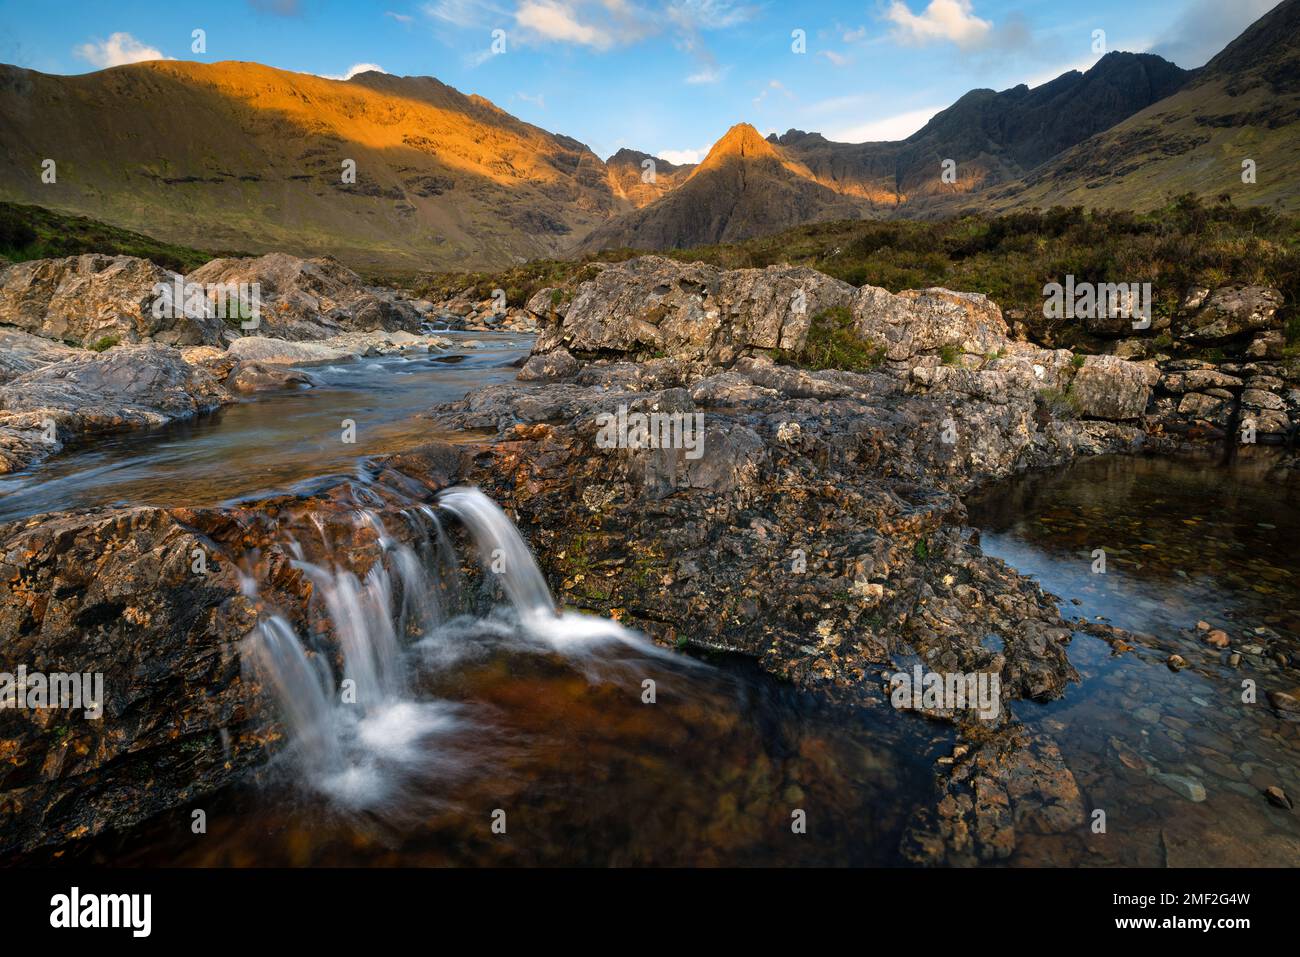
240;484;684;810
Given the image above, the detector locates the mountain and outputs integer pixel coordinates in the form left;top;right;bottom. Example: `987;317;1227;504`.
0;2;1293;274
988;0;1300;211
771;51;1191;210
578;124;866;252
0;60;624;274
604;149;694;208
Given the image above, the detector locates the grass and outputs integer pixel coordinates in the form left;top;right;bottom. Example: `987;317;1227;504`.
775;306;887;371
0;201;246;273
87;334;120;352
413;193;1299;355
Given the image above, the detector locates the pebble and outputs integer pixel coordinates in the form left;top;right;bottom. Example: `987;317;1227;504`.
1166;654;1187;671
1155;772;1207;802
1204;629;1230;648
1264;786;1294;810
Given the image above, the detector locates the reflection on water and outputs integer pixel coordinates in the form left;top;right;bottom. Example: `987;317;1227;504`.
0;332;528;523
43;631;944;867
968;454;1300;866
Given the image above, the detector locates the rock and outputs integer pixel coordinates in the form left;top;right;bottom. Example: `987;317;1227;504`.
0;254;227;347
226;360;318;393
1176;285;1284;344
851;286;1008;362
226;337;352;365
1267;689;1300;715
1155;772;1207;802
0;344;231;474
1246;330;1284;360
1204;629;1230;648
1069;355;1159;420
533;255;856;364
517;348;580;381
1195;620;1210;630
1160;369;1243;393
1265;786;1294;810
1166;654;1188;671
1241;388;1286;412
181;345;239;381
187;252;423;340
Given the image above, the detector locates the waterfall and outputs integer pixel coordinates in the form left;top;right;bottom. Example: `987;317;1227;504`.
239;483;685;807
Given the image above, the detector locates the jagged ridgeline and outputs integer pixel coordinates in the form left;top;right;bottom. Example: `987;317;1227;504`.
1;0;1297;273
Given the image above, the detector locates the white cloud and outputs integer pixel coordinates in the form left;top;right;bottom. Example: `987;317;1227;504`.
516;91;546;107
516;0;613;48
322;63;389;80
666;0;755;31
884;0;991;49
658;146;707;165
74;32;171;69
423;0;505;28
686;63;727;83
386;11;415;24
827;105;943;143
819;50;851;66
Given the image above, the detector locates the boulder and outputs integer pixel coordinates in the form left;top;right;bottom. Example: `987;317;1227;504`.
518;348;580;381
1068;355;1159;420
0;344;231;474
1176;285;1284;344
852;286;1009;362
187;252;423;340
0;254;226;347
533;255;854;364
226;360;318;393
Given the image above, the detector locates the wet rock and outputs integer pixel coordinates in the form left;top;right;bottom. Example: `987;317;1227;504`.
1154;772;1207;802
1204;629;1230;648
0;344;232;474
226;361;318;393
1267;689;1300;715
1166;654;1188;671
1265;786;1294;810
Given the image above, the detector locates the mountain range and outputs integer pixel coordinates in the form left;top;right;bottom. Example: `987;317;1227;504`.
0;0;1295;273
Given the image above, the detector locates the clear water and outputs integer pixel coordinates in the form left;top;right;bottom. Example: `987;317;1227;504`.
0;331;528;522
967;453;1300;866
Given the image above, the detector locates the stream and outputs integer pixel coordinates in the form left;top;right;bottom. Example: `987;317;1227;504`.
3;340;1297;866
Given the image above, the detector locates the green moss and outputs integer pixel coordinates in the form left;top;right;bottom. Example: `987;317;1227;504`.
775;306;887;371
940;344;962;366
88;334;120;352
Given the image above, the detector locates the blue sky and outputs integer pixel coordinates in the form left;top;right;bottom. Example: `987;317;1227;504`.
0;0;1279;163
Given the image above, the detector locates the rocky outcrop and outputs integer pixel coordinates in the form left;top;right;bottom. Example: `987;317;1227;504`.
0;344;231;474
0;254;227;347
186;253;423;340
1175;285;1284;345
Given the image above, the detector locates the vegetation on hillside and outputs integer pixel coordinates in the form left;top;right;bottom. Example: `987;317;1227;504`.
416;194;1300;354
0;201;239;273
